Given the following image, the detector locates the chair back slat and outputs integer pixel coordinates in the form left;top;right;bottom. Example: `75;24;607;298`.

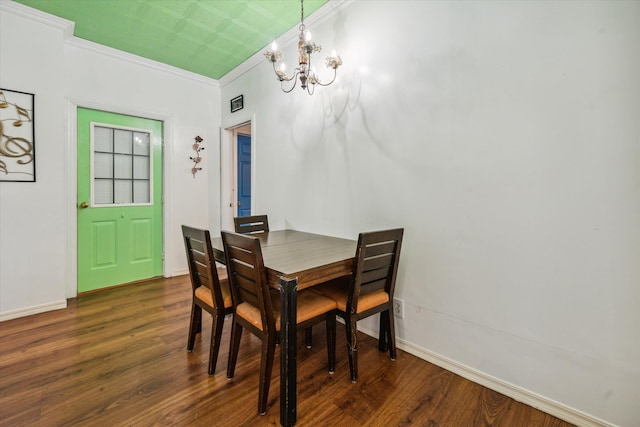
189;238;206;253
359;277;387;294
182;225;225;310
228;257;256;280
363;241;396;258
235;275;261;308
361;267;391;287
222;231;274;332
363;253;394;273
195;263;211;281
191;249;206;265
227;245;257;266
234;215;269;235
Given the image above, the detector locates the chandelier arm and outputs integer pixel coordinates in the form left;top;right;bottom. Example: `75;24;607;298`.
281;70;301;93
272;62;295;82
313;68;338;87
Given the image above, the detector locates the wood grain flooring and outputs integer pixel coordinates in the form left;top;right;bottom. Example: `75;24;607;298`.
0;276;574;426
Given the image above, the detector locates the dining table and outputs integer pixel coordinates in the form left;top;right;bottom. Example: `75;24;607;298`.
210;229;357;426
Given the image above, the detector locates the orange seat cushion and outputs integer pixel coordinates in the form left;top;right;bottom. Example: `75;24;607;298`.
194;267;232;309
235;290;336;332
313;279;389;313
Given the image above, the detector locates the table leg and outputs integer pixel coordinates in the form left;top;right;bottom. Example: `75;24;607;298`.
279;277;298;426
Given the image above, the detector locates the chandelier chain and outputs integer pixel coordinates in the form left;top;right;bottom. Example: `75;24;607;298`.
299;0;305;32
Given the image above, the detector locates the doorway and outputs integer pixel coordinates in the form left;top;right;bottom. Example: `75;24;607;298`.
221;120;253;231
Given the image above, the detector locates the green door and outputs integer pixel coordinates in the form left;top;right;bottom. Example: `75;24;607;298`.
77;108;163;293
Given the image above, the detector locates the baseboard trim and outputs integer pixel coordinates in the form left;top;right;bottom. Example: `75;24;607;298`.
357;325;614;427
0;300;67;322
172;268;189;277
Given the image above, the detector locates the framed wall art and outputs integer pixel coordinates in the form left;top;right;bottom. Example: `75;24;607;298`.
230;95;243;113
0;88;35;182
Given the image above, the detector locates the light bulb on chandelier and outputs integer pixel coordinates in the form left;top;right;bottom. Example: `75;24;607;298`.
264;0;342;95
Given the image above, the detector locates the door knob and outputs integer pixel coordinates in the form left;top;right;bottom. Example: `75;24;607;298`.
79;202;89;209
237;201;242;206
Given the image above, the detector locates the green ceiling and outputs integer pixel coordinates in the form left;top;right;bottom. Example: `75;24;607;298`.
13;0;328;80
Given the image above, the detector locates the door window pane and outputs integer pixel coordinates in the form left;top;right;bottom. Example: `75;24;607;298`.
114;154;132;179
115;180;132;204
94;152;113;179
114;129;132;154
93;125;151;205
133;156;149;179
133;132;150;155
94;127;113;152
134;180;150;203
94;179;113;204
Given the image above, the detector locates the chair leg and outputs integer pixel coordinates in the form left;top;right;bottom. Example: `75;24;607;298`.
227;321;243;379
325;314;336;373
258;334;276;415
386;309;397;360
187;303;201;351
208;311;225;375
345;317;358;382
378;310;389;352
305;327;313;348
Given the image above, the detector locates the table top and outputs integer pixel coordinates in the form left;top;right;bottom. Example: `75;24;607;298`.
211;229;356;290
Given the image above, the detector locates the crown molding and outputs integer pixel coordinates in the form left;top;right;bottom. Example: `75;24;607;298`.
219;0;351;88
1;0;74;38
66;37;220;87
1;0;219;87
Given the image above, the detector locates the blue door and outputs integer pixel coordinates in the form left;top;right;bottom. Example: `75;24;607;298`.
237;134;251;217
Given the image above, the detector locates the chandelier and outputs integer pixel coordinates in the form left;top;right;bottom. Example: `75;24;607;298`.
264;0;342;95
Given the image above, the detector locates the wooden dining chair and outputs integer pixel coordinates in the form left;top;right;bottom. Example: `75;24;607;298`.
312;228;404;382
182;225;233;375
221;231;337;415
233;214;269;235
234;214;315;346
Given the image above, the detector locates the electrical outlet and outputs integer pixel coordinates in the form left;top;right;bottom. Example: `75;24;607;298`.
393;298;404;319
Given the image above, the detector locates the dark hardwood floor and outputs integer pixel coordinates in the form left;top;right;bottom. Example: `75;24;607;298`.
0;276;574;426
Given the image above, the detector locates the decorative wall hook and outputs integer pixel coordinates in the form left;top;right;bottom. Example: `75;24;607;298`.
190;136;204;178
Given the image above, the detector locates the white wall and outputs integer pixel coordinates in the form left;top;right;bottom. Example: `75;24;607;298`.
220;1;640;426
0;2;68;317
0;2;221;318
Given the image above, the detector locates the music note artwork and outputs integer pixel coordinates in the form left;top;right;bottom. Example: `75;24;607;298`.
0;88;36;182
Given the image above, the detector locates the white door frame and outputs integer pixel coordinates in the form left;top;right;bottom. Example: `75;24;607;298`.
64;98;175;298
220;115;255;232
